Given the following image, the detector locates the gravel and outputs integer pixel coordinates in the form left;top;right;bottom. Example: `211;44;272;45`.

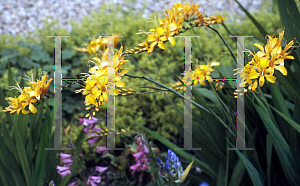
0;0;262;36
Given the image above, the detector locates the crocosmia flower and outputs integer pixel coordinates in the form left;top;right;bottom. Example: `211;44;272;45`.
156;149;194;183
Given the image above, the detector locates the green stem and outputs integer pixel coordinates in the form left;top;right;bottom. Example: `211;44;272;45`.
125;73;235;136
207;26;236;63
222;23;233;35
126;54;154;79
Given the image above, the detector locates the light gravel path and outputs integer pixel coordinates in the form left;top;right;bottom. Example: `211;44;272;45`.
0;0;262;36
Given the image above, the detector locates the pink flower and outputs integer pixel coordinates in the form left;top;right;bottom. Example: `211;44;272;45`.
64;163;73;167
133;151;144;160
140;157;149;164
60;153;73;163
130;162;142;173
136;144;142;152
78;153;84;157
87;137;99;146
140;164;148;171
57;153;73;178
61;158;73;164
97;146;108;155
95;166;108;175
57;165;71;178
80;117;103;147
136;137;141;144
79;117;100;126
60;153;72;159
86;176;101;186
68;181;77;186
130;135;150;173
143;145;149;154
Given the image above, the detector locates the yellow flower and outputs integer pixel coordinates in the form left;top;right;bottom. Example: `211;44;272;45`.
249;79;258;92
253;30;294;69
235;30;294;94
74;33;121;54
191;62;220;86
172;61;220;89
28;73;53;99
3;95;28;115
134;2;206;55
204;14;226;24
180;2;200;20
3;72;53;116
76;47;128;109
239;63;260;86
256;58;276;87
146;27;168;54
160;8;184;44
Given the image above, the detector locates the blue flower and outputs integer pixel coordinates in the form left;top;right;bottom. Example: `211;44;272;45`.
45;180;56;186
199;182;209;186
165;159;170;171
156;149;194;183
157;157;163;167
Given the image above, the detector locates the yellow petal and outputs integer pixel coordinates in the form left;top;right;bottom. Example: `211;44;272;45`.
252;80;258;91
259;76;265;87
115;81;126;87
273;58;284;65
29;90;40;100
271;46;282;56
259;58;269;69
157;27;165;35
17;107;22;116
118;69;129;76
270;37;278;48
148;46;155;54
282;40;294;53
158;42;166;50
114;89;119;95
266;75;276;83
168;37;176;46
150;41;157;49
285;55;295;59
102;93;107;102
249;70;259;79
254;43;264;52
147;35;156;42
149;28;156;32
274;65;287;75
29;103;37;113
206;76;212;82
87;94;95;104
256;51;266;59
199;80;205;85
160;37;167;41
22;109;30;115
179;158;194;183
169;22;177;31
192;80;197;86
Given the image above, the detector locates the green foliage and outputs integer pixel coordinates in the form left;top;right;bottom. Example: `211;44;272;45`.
0;65;59;186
